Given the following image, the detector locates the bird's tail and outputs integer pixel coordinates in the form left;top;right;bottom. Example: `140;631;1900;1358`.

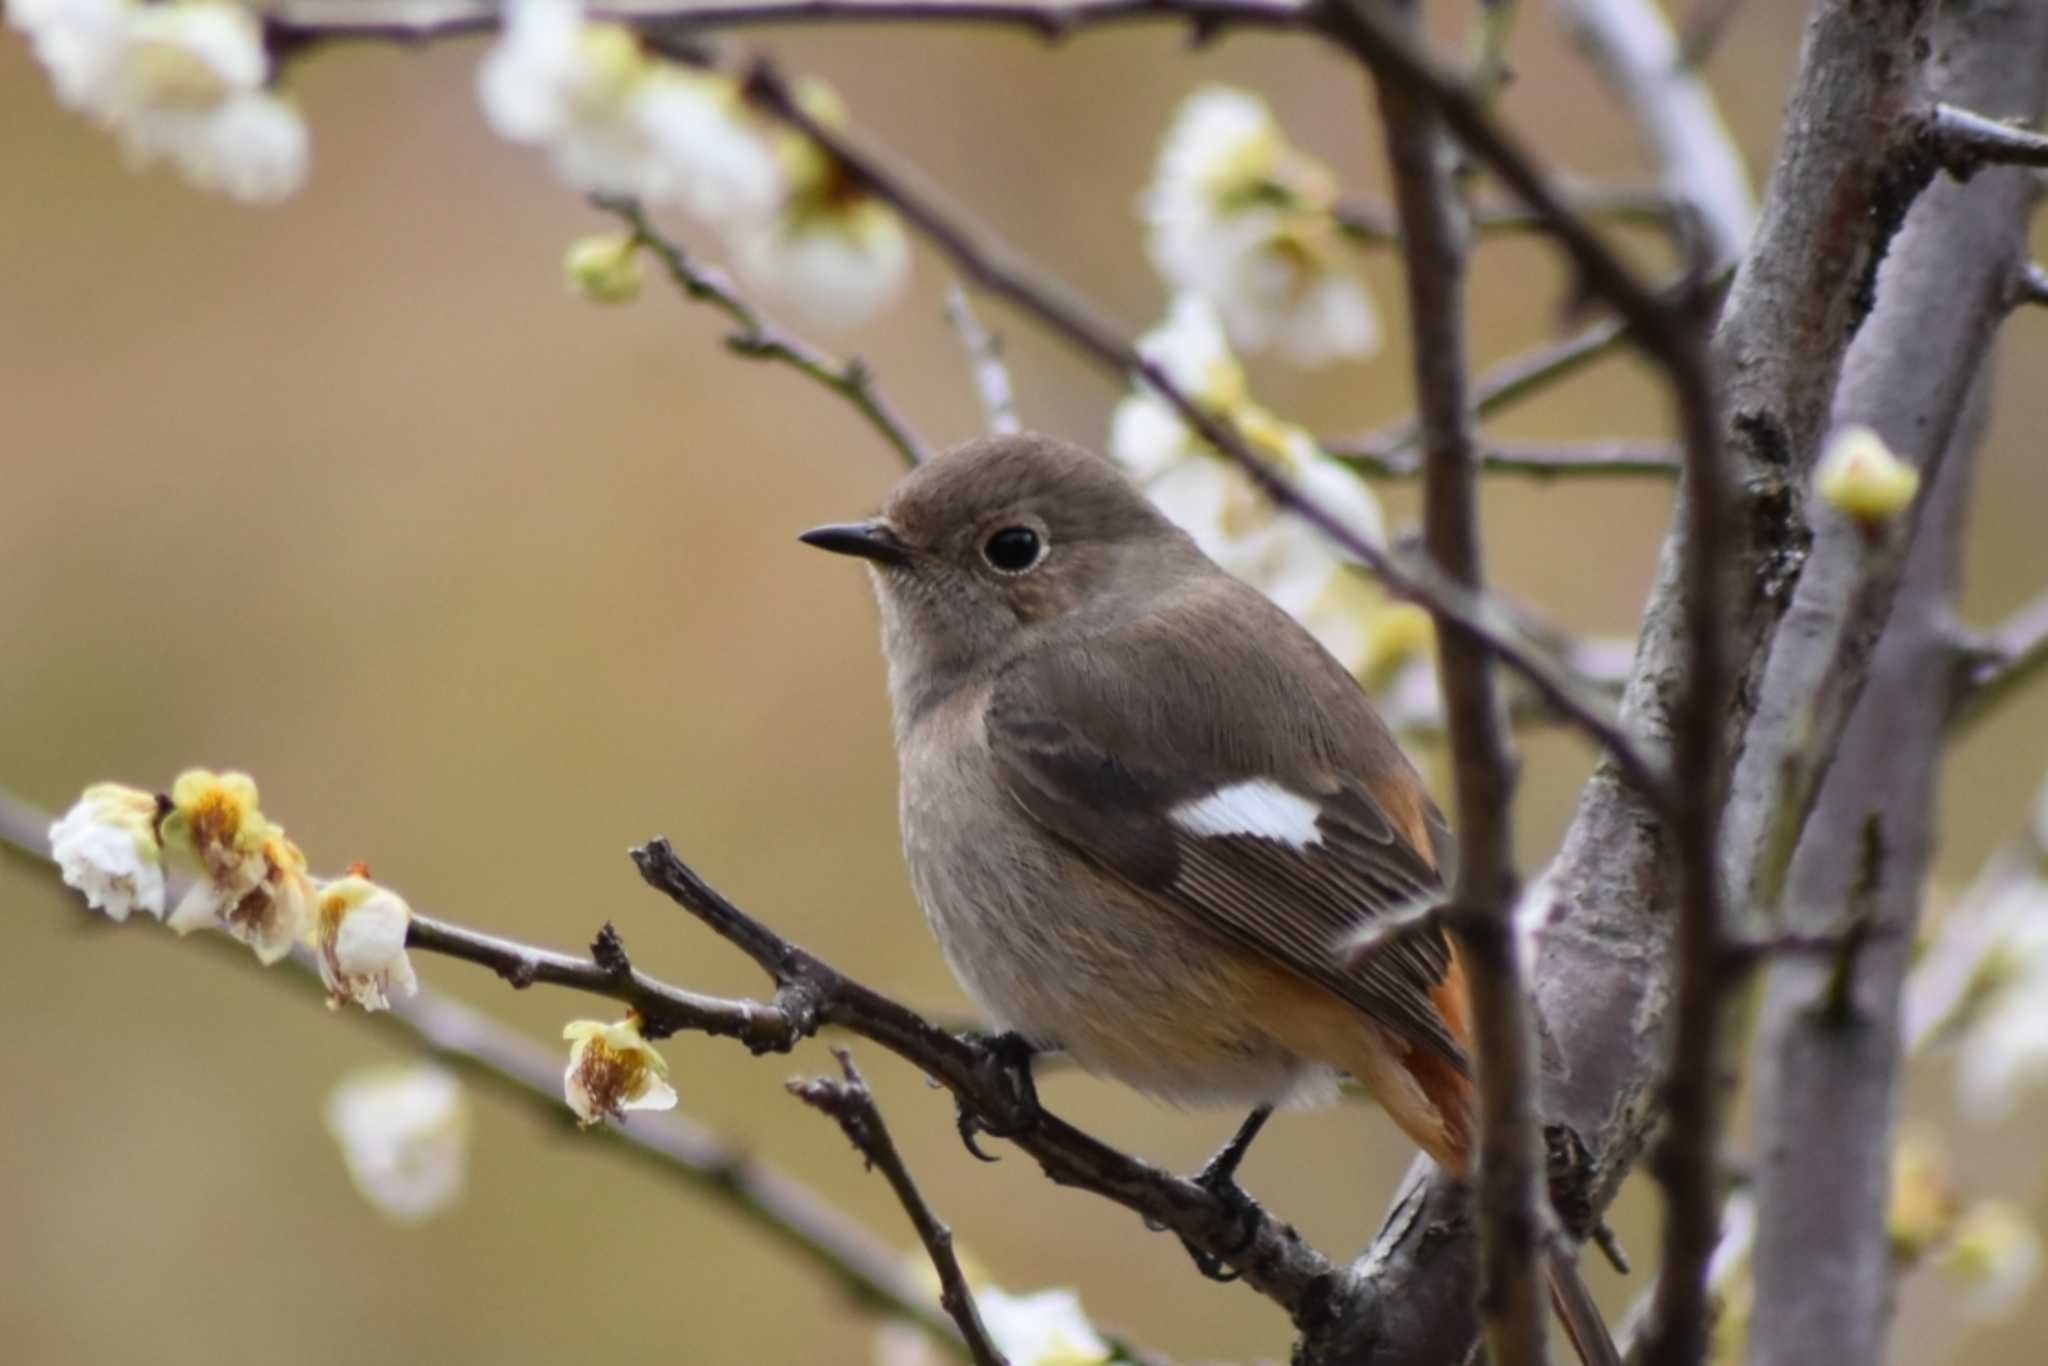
1546;1246;1622;1366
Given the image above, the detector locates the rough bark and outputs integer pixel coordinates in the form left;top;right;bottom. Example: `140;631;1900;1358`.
1745;5;2048;1362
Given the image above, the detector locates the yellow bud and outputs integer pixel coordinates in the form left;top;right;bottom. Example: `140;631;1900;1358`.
1814;425;1919;537
563;233;642;304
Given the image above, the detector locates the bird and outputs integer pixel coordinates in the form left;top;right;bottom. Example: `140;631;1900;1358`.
800;431;1616;1365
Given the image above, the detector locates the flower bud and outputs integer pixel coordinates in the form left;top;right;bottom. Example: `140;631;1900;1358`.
313;874;419;1011
48;782;167;921
563;231;642;304
1815;425;1919;538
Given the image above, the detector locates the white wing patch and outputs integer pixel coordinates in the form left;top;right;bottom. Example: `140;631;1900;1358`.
1169;780;1323;849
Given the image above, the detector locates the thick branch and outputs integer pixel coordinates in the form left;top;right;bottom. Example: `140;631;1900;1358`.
1747;7;2048;1364
1342;0;1960;1360
1373;7;1547;1360
791;1049;1008;1366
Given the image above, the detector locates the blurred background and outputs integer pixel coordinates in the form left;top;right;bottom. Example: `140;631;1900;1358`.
4;6;2046;1364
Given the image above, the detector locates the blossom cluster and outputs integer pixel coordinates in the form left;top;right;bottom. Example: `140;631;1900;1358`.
48;767;679;1210
477;0;907;326
8;0;307;202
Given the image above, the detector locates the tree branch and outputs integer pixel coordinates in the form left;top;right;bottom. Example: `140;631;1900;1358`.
1372;4;1547;1358
1336;441;1678;482
943;284;1022;436
1950;589;2048;732
791;1048;1009;1366
1552;0;1758;270
0;789;969;1360
260;0;1314;50
603;198;931;468
1919;101;2048;178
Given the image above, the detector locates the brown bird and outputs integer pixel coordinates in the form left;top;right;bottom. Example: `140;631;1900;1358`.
802;431;1615;1365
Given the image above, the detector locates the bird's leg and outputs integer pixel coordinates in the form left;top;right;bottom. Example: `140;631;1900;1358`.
1174;1104;1273;1282
953;1030;1042;1161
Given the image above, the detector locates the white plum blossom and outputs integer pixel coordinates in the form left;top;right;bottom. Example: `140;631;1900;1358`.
736;203;909;329
9;0;307;203
157;768;313;965
313;874;420;1012
875;1272;1111;1366
1145;85;1377;366
729;79;910;328
563;1015;677;1126
478;0;780;220
324;1064;469;1224
48;782;166;921
1111;297;1401;679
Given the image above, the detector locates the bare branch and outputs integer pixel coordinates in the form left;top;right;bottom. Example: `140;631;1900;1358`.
1335;185;1682;246
1950;589;2048;732
791;1049;1008;1366
603;199;932;468
943;285;1022;436
1553;0;1758;269
259;0;1314;55
1337;441;1678;482
1919;101;2048;179
1372;3;1549;1357
1330;314;1629;470
2008;261;2048;310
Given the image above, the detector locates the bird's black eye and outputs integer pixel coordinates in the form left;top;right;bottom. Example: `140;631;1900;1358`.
982;525;1044;574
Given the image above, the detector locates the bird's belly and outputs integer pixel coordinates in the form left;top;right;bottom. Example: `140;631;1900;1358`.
902;789;1343;1109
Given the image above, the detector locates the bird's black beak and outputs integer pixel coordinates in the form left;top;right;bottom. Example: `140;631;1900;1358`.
798;520;912;568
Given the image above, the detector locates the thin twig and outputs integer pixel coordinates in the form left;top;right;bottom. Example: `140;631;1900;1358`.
1554;0;1757;269
0;790;969;1360
1949;589;2048;733
943;284;1022;436
2008;261;2048;311
1330;314;1627;465
1334;185;1680;245
259;0;1313;51
1919;102;2048;179
1337;440;1678;481
737;59;1671;812
791;1049;1009;1366
1372;6;1548;1358
603;198;932;468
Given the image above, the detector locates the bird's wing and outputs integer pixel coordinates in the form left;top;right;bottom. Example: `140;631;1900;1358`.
984;586;1467;1069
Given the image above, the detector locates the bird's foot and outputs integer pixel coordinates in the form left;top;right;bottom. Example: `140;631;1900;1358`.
953;1030;1042;1162
1175;1105;1273;1283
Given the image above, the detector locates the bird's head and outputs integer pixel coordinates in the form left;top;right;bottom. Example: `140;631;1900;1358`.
801;433;1197;725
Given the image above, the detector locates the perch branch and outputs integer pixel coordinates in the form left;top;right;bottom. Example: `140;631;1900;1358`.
0;789;968;1360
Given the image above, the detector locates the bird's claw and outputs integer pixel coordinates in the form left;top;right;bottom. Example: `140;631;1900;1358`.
951;1030;1041;1161
1174;1105;1272;1284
